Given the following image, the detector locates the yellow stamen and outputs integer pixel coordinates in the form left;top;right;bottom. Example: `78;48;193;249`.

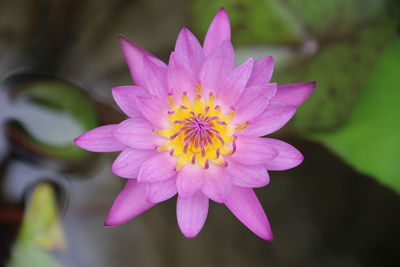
235;122;248;132
168;95;176;108
181;92;190;106
156;144;171;152
156;85;236;169
196;83;203;96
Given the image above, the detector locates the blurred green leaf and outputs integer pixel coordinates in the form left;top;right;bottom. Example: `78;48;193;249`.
192;0;399;132
314;40;400;193
9;182;65;266
8;244;62;267
285;0;385;37
191;0;301;45
17;182;65;250
11;80;97;160
283;21;397;131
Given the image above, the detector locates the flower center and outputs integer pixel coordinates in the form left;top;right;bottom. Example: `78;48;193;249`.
155;84;247;170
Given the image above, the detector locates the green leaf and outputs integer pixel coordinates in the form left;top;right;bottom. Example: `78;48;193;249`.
9;182;65;267
10;80;97;160
275;0;399;131
8;244;62;267
17;182;65;250
281;21;398;131
192;0;399;132
314;40;400;193
191;0;301;45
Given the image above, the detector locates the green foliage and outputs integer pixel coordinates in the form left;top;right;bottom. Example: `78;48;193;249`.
8;244;62;267
11;80;97;160
192;0;399;131
283;21;397;131
315;40;400;193
191;0;301;45
191;0;400;192
9;183;64;267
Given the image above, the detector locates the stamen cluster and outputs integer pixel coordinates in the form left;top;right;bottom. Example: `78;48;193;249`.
155;85;238;170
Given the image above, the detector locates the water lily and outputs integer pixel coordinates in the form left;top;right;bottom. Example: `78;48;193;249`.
74;8;315;240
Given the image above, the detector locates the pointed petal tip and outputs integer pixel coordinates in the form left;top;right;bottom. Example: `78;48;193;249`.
179;27;190;35
216;7;228;16
73;135;92;150
103;215;122;227
257;230;274;241
103;220;114;227
73;136;81;146
181;231;199;238
118;35;132;47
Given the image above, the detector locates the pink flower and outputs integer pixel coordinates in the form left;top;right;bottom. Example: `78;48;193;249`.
74;8;315;240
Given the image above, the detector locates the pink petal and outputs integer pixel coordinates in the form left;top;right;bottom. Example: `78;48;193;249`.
138;152;177;182
112;86;147;118
217;58;254;107
246;56;274;87
146;177;178;203
104;180;155;226
203;8;231;57
167;52;197;98
74;124;125;152
262;138;304;171
112;149;155;178
272;82;316;107
176;164;204;198
230;136;278;165
232;83;277;124
199;41;235;96
242;102;297;137
202;165;231;203
224;186;273;240
177;191;209;238
226;160;270;188
119;36;166;87
143;55;170;98
136;95;169;128
113;118;162;150
174;27;204;77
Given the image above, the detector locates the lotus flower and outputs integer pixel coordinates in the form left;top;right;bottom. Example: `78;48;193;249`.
74;8;315;240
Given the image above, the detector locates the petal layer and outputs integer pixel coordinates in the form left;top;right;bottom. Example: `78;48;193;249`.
119;36;166;87
272;82;316;107
136;96;169;128
167;52;197;98
203;8;231;57
246;56;274;87
177;164;204;198
217;58;253;107
232;84;277;124
74;124;125;152
199;41;235;96
146;177;177;203
104;180;154;226
224;186;273;240
112;149;155;178
262;138;304;171
112;86;147;118
226;161;270;188
138;152;177;182
174;27;204;77
242;102;296;137
230;136;278;165
202;165;231;203
177;191;209;238
143;56;169;98
113;118;161;149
